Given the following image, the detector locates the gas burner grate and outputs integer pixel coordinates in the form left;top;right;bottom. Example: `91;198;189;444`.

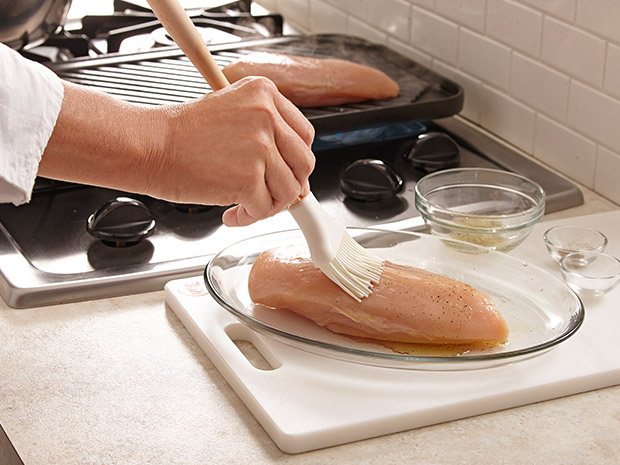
23;0;282;61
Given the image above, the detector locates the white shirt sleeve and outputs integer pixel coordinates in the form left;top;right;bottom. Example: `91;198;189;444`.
0;43;64;205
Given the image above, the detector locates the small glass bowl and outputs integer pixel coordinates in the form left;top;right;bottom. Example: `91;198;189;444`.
559;252;620;296
543;225;608;262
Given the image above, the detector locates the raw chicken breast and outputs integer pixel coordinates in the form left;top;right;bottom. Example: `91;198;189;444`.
248;246;509;345
222;52;400;107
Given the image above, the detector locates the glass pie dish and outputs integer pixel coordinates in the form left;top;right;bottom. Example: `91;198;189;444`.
204;229;584;370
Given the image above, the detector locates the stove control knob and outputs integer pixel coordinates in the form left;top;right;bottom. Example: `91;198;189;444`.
87;197;156;247
339;158;404;201
405;132;460;172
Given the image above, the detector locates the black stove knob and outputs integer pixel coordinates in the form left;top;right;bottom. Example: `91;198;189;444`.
405;132;460;172
87;197;156;247
339;158;404;201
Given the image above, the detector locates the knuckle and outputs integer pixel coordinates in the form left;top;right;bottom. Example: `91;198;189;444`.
305;122;316;142
246;102;278;131
301;149;316;176
241;75;278;95
254;75;278;92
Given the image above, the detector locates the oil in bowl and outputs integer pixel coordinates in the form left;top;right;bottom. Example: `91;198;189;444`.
415;168;546;252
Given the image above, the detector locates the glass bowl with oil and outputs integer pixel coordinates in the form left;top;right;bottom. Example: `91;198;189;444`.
414;168;546;252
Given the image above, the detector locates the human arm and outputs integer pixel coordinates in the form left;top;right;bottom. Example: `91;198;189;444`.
38;76;315;227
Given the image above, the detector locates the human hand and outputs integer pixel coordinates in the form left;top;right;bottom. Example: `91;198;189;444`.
149;76;315;226
38;77;314;227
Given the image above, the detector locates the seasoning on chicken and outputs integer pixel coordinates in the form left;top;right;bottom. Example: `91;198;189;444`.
221;52;400;107
248;246;509;345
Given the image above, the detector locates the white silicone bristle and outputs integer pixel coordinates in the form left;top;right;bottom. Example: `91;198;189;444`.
322;233;384;302
288;193;384;301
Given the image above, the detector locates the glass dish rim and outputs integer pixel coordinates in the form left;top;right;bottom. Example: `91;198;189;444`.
204;228;584;366
416;207;544;232
414;167;547;221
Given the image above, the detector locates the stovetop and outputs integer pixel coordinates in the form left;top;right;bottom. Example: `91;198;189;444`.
0;3;583;308
0;114;583;308
21;0;283;61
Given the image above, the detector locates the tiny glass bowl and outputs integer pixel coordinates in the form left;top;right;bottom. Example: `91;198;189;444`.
559;252;620;296
543;225;608;261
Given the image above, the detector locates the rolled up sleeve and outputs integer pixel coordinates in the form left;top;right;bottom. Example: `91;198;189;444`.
0;43;64;205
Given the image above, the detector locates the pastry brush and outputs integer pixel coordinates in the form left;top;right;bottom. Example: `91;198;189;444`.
288;193;384;301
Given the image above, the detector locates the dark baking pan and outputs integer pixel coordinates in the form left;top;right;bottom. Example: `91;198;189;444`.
224;34;464;133
50;34;463;133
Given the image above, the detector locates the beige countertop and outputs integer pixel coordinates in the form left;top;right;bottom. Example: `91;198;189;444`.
1;185;619;465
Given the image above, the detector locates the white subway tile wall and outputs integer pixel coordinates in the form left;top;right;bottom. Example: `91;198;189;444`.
510;53;569;120
520;0;576;22
534;114;596;187
412;8;459;64
479;84;536;153
257;0;620;204
487;0;542;57
541;16;606;87
458;29;511;89
435;0;485;33
604;43;620;99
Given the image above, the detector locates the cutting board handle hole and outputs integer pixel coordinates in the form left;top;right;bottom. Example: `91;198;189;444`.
233;340;276;371
225;324;282;371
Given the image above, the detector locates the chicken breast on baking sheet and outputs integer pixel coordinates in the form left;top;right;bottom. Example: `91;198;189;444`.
222;52;400;107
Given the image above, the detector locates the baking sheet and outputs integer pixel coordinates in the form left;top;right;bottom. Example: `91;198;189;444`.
50;34;464;132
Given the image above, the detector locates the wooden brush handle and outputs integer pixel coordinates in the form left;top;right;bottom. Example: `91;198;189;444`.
146;0;230;91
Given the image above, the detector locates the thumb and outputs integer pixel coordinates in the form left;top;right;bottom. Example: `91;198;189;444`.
222;204;256;227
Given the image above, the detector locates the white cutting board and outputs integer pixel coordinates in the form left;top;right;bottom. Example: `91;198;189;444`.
165;210;620;453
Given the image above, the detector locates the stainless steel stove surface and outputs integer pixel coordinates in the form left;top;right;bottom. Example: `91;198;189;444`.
0;114;583;308
0;8;583;308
